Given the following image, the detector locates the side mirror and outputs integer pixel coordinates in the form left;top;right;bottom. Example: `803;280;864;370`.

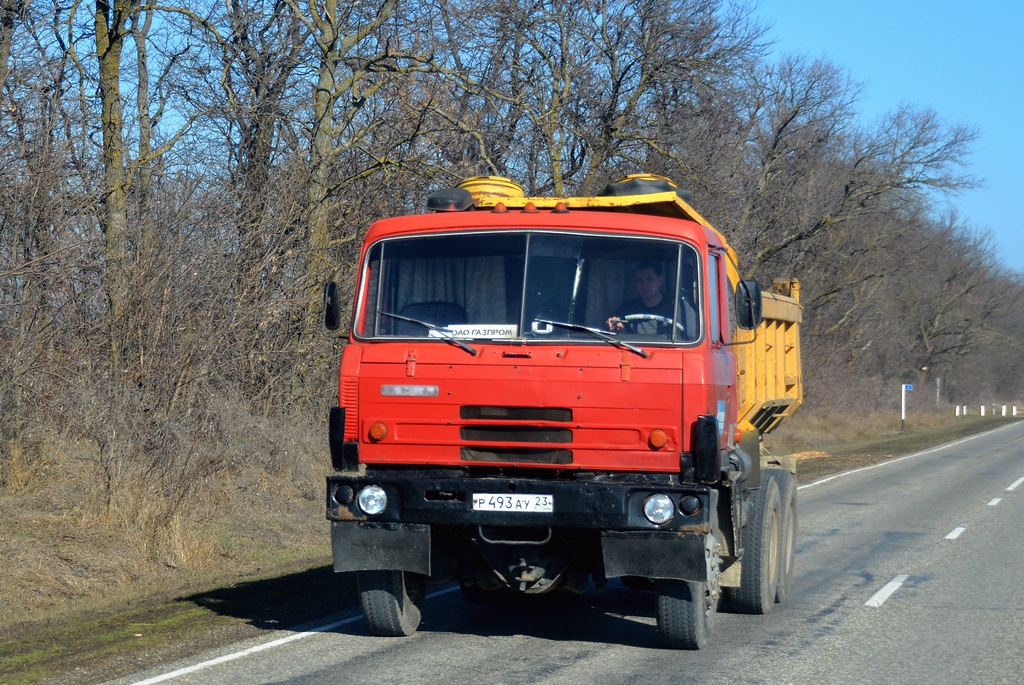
734;279;763;330
324;281;341;331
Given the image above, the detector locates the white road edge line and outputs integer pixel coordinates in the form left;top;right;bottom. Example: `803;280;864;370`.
866;574;910;607
945;526;967;540
797;423;1020;491
989;497;1003;506
1007;476;1024;492
126;585;461;685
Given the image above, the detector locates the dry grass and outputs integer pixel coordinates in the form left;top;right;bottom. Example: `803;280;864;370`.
0;404;330;635
762;408;952;455
764;407;1017;482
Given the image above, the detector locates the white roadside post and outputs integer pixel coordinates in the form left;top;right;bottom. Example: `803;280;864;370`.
902;384;913;432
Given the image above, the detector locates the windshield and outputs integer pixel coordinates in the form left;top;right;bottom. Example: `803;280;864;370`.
357;231;700;344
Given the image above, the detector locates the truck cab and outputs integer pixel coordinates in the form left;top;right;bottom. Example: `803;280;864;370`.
324;175;801;649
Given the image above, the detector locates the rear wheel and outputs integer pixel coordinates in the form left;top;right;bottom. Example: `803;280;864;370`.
765;468;797;603
727;476;781;614
656;579;716;649
357;570;424;637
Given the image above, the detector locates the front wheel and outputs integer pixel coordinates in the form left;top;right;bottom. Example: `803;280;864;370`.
656;579;716;649
357;570;424;637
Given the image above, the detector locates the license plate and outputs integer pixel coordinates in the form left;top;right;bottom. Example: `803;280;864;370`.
472;493;554;513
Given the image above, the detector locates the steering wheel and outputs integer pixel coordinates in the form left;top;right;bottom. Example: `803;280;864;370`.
618;314;687;336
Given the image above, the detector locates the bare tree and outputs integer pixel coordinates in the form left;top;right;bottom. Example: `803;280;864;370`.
432;0;765;195
89;0;134;370
0;0;26;94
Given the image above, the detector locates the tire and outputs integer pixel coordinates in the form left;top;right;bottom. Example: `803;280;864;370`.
357;570;423;637
656;579;716;649
765;468;797;604
728;476;781;614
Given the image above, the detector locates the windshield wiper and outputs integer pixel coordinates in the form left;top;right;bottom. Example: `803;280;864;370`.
381;311;479;356
534;319;649;359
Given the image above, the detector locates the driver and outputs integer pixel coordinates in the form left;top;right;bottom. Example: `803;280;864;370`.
607;262;675;335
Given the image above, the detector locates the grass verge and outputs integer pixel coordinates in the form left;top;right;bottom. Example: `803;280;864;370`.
0;561;357;685
780;415;1017;481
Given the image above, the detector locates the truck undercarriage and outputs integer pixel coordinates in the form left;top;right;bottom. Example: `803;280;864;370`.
326;463;794;648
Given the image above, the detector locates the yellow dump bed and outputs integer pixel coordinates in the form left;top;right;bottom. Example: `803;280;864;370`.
736;279;803;435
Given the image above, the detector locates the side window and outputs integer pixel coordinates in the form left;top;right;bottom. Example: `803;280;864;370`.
677;247;700;343
707;253;721;343
361;242;382;336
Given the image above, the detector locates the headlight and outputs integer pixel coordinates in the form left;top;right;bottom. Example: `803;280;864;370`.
643;494;675;525
357;485;388;515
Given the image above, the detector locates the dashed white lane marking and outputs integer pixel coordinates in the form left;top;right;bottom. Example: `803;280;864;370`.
1007;476;1024;492
866;574;910;607
945;526;967;540
989;497;1003;506
127;585;461;684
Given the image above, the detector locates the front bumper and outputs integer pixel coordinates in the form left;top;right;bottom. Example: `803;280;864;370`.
326;469;713;531
326;468;717;581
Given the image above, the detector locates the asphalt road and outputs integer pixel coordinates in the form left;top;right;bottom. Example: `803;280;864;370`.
106;422;1024;685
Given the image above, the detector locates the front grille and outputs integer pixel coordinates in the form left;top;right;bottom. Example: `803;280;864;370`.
460;406;572;422
460;447;573;464
460;426;572;443
341;379;359;439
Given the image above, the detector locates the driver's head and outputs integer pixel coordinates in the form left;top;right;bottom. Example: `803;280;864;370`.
633;262;664;306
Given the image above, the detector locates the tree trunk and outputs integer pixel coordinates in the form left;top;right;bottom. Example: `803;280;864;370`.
95;0;130;371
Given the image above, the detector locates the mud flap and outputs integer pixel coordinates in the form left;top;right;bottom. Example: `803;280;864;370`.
331;521;430;575
601;531;708;581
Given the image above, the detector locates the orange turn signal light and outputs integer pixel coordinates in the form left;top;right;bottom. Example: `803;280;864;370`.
648;429;669;449
368;422;388;442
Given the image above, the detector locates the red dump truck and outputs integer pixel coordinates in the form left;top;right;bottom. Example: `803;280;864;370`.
323;175;803;648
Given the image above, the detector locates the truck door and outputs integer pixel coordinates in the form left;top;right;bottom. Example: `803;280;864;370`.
707;250;736;447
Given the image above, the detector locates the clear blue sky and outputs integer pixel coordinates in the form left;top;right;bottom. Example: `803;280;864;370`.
754;0;1024;273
